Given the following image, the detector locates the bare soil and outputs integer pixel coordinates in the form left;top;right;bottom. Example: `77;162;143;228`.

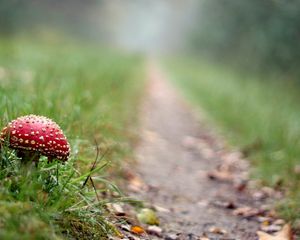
132;62;264;240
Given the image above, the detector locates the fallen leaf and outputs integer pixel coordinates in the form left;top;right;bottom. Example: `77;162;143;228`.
207;170;233;182
106;203;125;216
257;216;271;223
261;220;271;227
165;233;178;240
147;225;162;236
257;224;293;240
128;175;145;193
261;187;276;196
273;219;286;226
120;224;131;232
235;180;248;192
154;205;170;213
260;224;282;233
130;225;145;235
137;208;160;225
233;206;262;218
212;200;236;209
253;191;267;201
208;226;227;235
197;200;209;207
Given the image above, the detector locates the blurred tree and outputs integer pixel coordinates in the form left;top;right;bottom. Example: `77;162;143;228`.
191;0;300;75
0;0;26;34
0;0;101;39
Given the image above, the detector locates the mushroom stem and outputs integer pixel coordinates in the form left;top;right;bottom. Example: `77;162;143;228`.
47;156;54;163
16;150;40;165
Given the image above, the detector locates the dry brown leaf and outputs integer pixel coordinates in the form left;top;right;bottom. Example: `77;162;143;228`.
208;226;227;235
128;175;146;192
207;170;233;182
233;206;262;218
235;180;248;192
257;224;293;240
106;203;125;216
274;219;286;226
130;225;146;235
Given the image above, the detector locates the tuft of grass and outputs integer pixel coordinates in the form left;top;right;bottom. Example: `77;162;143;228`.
0;38;145;239
165;58;300;222
0;151;114;239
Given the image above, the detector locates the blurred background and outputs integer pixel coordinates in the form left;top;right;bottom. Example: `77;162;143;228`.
2;0;300;72
0;0;198;53
1;0;300;224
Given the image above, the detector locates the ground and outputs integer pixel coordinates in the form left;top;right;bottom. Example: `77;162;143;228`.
130;62;278;240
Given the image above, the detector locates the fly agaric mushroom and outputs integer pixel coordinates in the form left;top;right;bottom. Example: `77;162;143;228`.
0;115;70;162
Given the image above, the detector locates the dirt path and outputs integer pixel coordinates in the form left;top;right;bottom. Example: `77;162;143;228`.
133;62;261;239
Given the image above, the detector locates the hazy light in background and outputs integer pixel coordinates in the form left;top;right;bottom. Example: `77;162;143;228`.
97;0;200;54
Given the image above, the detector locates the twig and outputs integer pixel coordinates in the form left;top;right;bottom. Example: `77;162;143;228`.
81;139;110;189
90;176;100;202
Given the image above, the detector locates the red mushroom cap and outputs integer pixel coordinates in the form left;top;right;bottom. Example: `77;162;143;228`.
0;115;70;161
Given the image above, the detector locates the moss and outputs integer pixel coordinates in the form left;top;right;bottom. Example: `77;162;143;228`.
57;213;111;240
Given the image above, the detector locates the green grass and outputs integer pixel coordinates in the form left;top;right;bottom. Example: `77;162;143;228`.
0;38;145;239
165;58;300;222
